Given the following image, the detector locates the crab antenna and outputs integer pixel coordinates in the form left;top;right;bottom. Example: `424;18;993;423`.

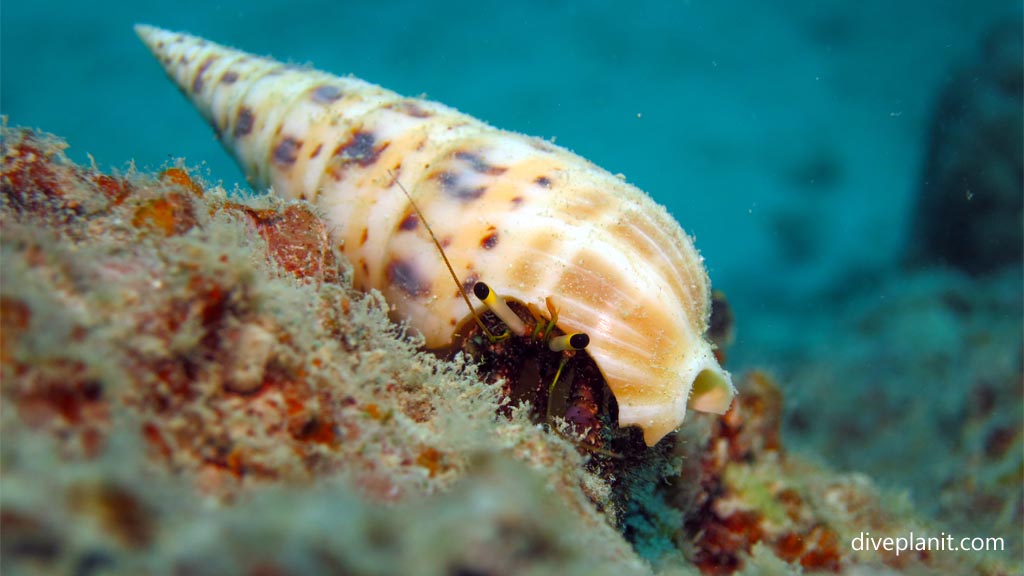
389;171;498;340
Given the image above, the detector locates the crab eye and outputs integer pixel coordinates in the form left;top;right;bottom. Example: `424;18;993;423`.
549;333;589;352
473;282;527;336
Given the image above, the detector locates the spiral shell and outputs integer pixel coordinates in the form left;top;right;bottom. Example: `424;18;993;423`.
137;25;734;446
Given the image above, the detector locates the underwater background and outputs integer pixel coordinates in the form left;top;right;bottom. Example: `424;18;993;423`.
2;1;1015;290
2;0;1022;574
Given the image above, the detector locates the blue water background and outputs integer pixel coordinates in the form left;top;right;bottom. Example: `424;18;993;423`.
3;1;1010;298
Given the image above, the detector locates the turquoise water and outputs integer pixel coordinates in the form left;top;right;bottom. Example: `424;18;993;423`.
1;1;1010;291
3;0;1021;560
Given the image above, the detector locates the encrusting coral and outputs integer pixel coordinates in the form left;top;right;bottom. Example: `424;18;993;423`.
2;125;1018;575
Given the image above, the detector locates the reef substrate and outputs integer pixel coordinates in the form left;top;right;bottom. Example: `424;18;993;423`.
1;126;1017;575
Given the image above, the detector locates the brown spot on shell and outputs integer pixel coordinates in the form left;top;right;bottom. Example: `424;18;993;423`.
192;55;217;94
386;259;429;297
273;137;302;166
530;139;558;154
359;228;368;246
481;229;499;250
511;196;524;207
385;100;433;118
455;150;507;176
534;175;552;188
221;70;239;84
436;171;485;201
309;143;323;159
234;107;255;138
332;130;388;168
311;84;344;104
460;272;480;297
398;211;419;231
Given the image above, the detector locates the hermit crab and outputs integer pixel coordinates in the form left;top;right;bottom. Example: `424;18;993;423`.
136;25;734;446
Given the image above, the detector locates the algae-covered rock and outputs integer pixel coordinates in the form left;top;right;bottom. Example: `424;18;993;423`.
0;125;645;575
2;125;1018;575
